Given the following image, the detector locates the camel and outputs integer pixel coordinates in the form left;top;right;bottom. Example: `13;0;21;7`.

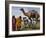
16;16;22;31
20;8;40;24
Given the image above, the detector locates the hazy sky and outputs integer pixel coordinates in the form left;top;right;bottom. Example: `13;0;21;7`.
12;7;40;17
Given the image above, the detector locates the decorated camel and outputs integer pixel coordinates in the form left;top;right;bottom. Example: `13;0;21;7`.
20;8;40;24
16;16;22;31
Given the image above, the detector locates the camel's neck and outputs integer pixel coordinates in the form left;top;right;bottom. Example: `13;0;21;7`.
20;8;25;14
22;10;25;14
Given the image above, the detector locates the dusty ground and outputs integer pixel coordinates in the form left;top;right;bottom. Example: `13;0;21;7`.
20;21;40;31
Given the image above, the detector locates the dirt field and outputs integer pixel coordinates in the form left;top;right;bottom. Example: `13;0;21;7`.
20;21;40;31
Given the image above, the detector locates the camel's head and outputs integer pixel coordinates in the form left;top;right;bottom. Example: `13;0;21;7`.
20;8;24;11
20;8;25;13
